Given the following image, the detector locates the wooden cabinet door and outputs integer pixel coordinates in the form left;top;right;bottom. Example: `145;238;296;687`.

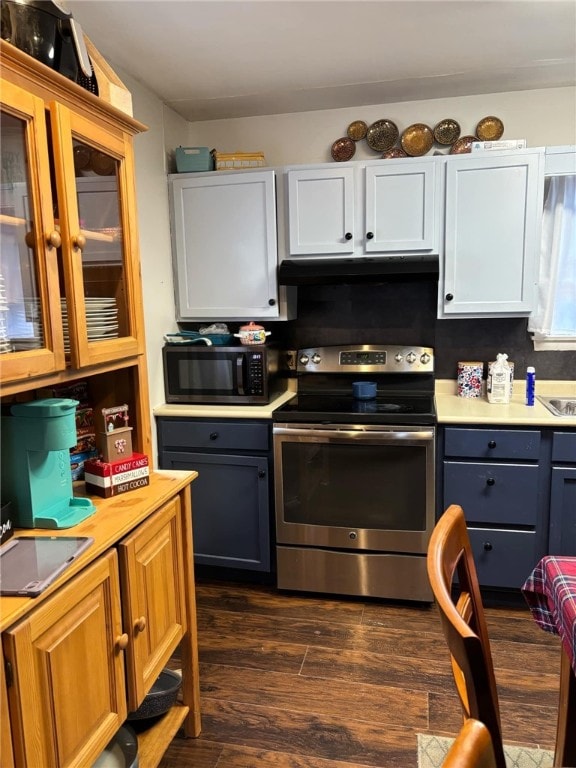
170;170;280;320
3;551;127;768
364;160;438;253
118;498;187;709
0;79;66;384
442;151;544;316
0;645;14;768
287;167;356;255
49;102;144;368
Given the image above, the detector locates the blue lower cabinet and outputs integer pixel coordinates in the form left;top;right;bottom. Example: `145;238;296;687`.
468;528;538;589
549;467;576;556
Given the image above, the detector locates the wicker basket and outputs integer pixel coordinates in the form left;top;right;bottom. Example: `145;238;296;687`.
212;151;266;170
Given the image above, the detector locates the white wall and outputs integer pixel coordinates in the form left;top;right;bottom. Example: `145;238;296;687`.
109;71;575;464
186;87;576;166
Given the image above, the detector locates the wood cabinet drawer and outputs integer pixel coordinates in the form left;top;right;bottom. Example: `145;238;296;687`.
443;461;539;525
468;528;538;588
552;432;576;463
444;427;541;460
157;418;269;451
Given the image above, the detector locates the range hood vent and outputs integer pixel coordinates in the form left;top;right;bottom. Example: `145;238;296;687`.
277;256;439;285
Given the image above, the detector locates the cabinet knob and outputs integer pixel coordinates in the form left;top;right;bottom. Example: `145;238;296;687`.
135;616;147;633
72;233;86;251
488;440;497;449
445;293;454;301
344;232;353;240
483;542;493;552
25;231;35;249
116;633;129;650
486;477;495;486
209;432;219;440
268;298;276;306
366;232;374;240
48;230;62;249
258;469;266;478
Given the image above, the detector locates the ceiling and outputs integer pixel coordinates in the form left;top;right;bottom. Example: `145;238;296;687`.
66;0;576;123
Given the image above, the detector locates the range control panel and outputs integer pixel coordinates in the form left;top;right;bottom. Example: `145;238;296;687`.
296;345;434;374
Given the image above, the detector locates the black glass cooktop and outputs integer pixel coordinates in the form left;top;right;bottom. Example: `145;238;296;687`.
274;393;436;425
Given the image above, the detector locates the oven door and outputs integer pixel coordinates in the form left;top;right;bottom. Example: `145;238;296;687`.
273;423;435;554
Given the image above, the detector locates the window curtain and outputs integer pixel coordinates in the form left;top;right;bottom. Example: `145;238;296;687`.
528;175;576;342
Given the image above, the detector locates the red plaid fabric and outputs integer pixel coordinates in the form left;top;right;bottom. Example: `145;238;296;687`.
522;556;576;674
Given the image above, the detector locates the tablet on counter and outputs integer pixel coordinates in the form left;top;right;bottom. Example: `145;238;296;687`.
0;536;94;597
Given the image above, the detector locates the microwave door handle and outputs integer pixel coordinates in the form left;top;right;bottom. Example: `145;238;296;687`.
236;354;245;394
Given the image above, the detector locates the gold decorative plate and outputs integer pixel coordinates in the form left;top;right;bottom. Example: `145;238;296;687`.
449;135;477;154
433;118;461;145
476;116;504;141
366;119;399;152
401;124;434;156
331;137;356;162
347;120;368;141
382;147;408;159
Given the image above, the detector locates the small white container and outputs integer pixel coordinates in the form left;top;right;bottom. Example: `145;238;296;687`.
487;354;514;403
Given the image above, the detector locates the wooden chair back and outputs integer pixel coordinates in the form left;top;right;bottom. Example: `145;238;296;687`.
443;718;498;768
427;504;506;768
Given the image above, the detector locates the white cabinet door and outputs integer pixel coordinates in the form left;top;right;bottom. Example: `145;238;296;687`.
441;151;544;317
287;167;355;255
170;170;279;320
365;160;438;252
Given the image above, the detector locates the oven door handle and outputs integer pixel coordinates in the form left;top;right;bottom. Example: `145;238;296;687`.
273;426;435;442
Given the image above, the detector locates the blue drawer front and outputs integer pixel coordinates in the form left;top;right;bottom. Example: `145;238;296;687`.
444;428;541;460
468;528;538;589
444;461;539;525
158;419;269;451
552;432;576;463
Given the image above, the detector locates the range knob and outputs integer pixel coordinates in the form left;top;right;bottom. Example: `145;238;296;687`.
311;353;322;364
406;352;417;364
394;353;404;363
420;352;431;364
299;354;310;365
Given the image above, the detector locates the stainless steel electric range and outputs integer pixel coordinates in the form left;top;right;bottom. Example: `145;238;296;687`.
273;344;436;602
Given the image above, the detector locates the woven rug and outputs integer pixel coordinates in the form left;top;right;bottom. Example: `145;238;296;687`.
417;733;554;768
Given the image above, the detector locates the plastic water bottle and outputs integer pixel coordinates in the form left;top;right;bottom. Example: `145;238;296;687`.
526;367;536;406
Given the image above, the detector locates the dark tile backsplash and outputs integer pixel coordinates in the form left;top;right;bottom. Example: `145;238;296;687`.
271;279;576;381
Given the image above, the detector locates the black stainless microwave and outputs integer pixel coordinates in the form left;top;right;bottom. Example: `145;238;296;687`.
163;345;281;404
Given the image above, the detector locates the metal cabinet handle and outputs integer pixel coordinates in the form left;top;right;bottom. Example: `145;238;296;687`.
483;542;493;552
486;478;495;486
116;633;129;650
344;232;353;240
134;616;147;633
488;440;497;449
445;293;454;301
366;232;374;240
209;432;219;440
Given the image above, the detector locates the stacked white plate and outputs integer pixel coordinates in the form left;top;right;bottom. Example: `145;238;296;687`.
6;297;43;352
62;297;119;352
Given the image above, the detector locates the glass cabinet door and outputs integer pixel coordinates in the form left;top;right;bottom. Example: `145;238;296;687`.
49;103;143;369
0;81;65;382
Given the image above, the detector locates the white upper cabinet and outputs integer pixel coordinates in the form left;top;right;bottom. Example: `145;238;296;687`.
169;169;282;320
364;160;438;252
285;158;440;259
439;150;545;318
287;167;355;255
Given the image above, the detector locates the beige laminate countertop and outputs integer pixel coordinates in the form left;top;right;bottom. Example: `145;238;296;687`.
435;379;576;426
153;388;296;420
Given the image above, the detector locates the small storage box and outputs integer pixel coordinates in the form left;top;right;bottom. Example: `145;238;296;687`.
213;151;266;170
175;147;214;173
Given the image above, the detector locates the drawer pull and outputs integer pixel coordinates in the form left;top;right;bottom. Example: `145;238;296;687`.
116;633;129;650
209;432;219;440
486;478;495;486
483;542;493;552
135;616;147;633
488;440;497;449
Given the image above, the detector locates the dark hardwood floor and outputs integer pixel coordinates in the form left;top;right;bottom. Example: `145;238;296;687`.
159;577;561;767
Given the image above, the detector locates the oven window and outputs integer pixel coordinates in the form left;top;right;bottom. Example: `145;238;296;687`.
280;441;427;531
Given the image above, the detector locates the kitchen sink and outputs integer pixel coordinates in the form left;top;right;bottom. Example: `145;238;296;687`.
537;396;576;416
